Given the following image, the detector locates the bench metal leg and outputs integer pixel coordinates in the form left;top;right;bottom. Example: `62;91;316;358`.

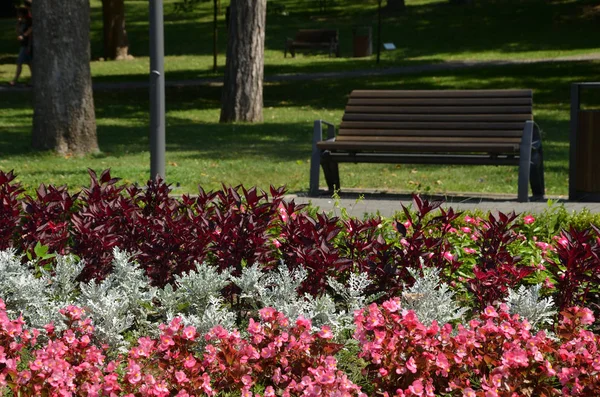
518;120;534;202
529;123;545;199
321;151;340;192
309;121;322;196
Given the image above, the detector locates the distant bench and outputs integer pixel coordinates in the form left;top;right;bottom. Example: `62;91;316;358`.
285;29;340;58
310;89;545;202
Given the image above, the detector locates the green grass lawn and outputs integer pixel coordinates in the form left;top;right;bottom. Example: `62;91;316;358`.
2;61;600;196
0;0;599;83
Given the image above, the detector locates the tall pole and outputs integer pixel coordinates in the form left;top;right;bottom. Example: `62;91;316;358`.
376;0;382;64
213;0;218;72
149;0;166;179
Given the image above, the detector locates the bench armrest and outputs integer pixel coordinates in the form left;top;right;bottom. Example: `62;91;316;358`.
313;119;336;142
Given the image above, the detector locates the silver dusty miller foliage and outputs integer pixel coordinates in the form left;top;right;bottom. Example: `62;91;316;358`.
232;263;379;336
401;266;467;326
78;248;158;351
0;248;70;330
505;284;556;329
156;262;235;334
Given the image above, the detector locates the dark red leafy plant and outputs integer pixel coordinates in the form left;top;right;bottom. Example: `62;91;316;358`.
20;183;78;257
545;226;600;310
466;211;536;308
0;170;24;250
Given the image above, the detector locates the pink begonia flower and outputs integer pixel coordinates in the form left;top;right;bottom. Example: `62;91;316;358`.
259;307;277;322
443;251;454;261
406;356;417;373
264;386;275;397
483;306;499;318
408;379;424;395
463;247;476;254
460;226;471;233
318;325;333;339
580;308;595;325
382;299;400;313
273;239;282;248
502;348;528;368
182;326;196;340
175;371;189;384
462;388;476;397
154;380;169;394
435;352;450;372
241;375;253;386
295;316;312;329
126;361;142;384
523;215;535;224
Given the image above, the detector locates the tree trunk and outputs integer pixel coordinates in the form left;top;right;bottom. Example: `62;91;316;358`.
219;0;266;123
385;0;405;11
102;0;129;60
32;0;98;156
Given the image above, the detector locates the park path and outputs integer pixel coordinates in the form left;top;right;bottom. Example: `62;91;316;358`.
2;53;600;92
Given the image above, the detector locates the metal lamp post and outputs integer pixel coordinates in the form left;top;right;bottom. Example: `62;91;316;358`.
149;0;166;180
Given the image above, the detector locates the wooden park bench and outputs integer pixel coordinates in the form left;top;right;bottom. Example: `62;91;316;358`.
310;89;545;202
285;29;340;58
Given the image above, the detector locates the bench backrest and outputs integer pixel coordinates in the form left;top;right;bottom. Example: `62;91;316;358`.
295;29;338;43
338;89;533;153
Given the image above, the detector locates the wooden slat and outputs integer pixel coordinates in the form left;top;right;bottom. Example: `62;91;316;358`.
342;114;532;122
337;129;524;137
316;141;520;153
328;153;521;166
339;121;526;130
344;106;532;114
335;135;523;144
350;90;532;98
347;98;533;106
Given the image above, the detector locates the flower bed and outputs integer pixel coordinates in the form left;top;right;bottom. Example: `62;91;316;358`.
1;169;600;395
1;299;599;396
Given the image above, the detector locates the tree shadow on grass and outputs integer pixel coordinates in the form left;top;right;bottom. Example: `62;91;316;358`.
95;118;312;163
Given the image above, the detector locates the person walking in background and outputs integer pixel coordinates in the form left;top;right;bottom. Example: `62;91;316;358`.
9;6;32;86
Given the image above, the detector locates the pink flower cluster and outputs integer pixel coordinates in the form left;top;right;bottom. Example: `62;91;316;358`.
355;298;600;396
2;297;600;396
0;300;364;396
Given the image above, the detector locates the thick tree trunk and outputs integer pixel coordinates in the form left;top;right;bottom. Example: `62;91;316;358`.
32;0;98;156
219;0;266;123
102;0;129;60
385;0;405;11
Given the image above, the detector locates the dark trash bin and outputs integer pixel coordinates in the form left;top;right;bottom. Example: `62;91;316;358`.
570;83;600;201
352;26;372;58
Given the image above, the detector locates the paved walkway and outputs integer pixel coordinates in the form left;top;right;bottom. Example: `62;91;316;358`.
2;53;600;92
284;191;600;217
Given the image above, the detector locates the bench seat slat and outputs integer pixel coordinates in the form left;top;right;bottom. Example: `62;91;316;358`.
337;129;524;137
351;90;532;98
347;98;533;106
327;153;521;166
342;114;533;122
316;141;520;153
340;121;526;130
335;135;523;144
344;106;533;114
